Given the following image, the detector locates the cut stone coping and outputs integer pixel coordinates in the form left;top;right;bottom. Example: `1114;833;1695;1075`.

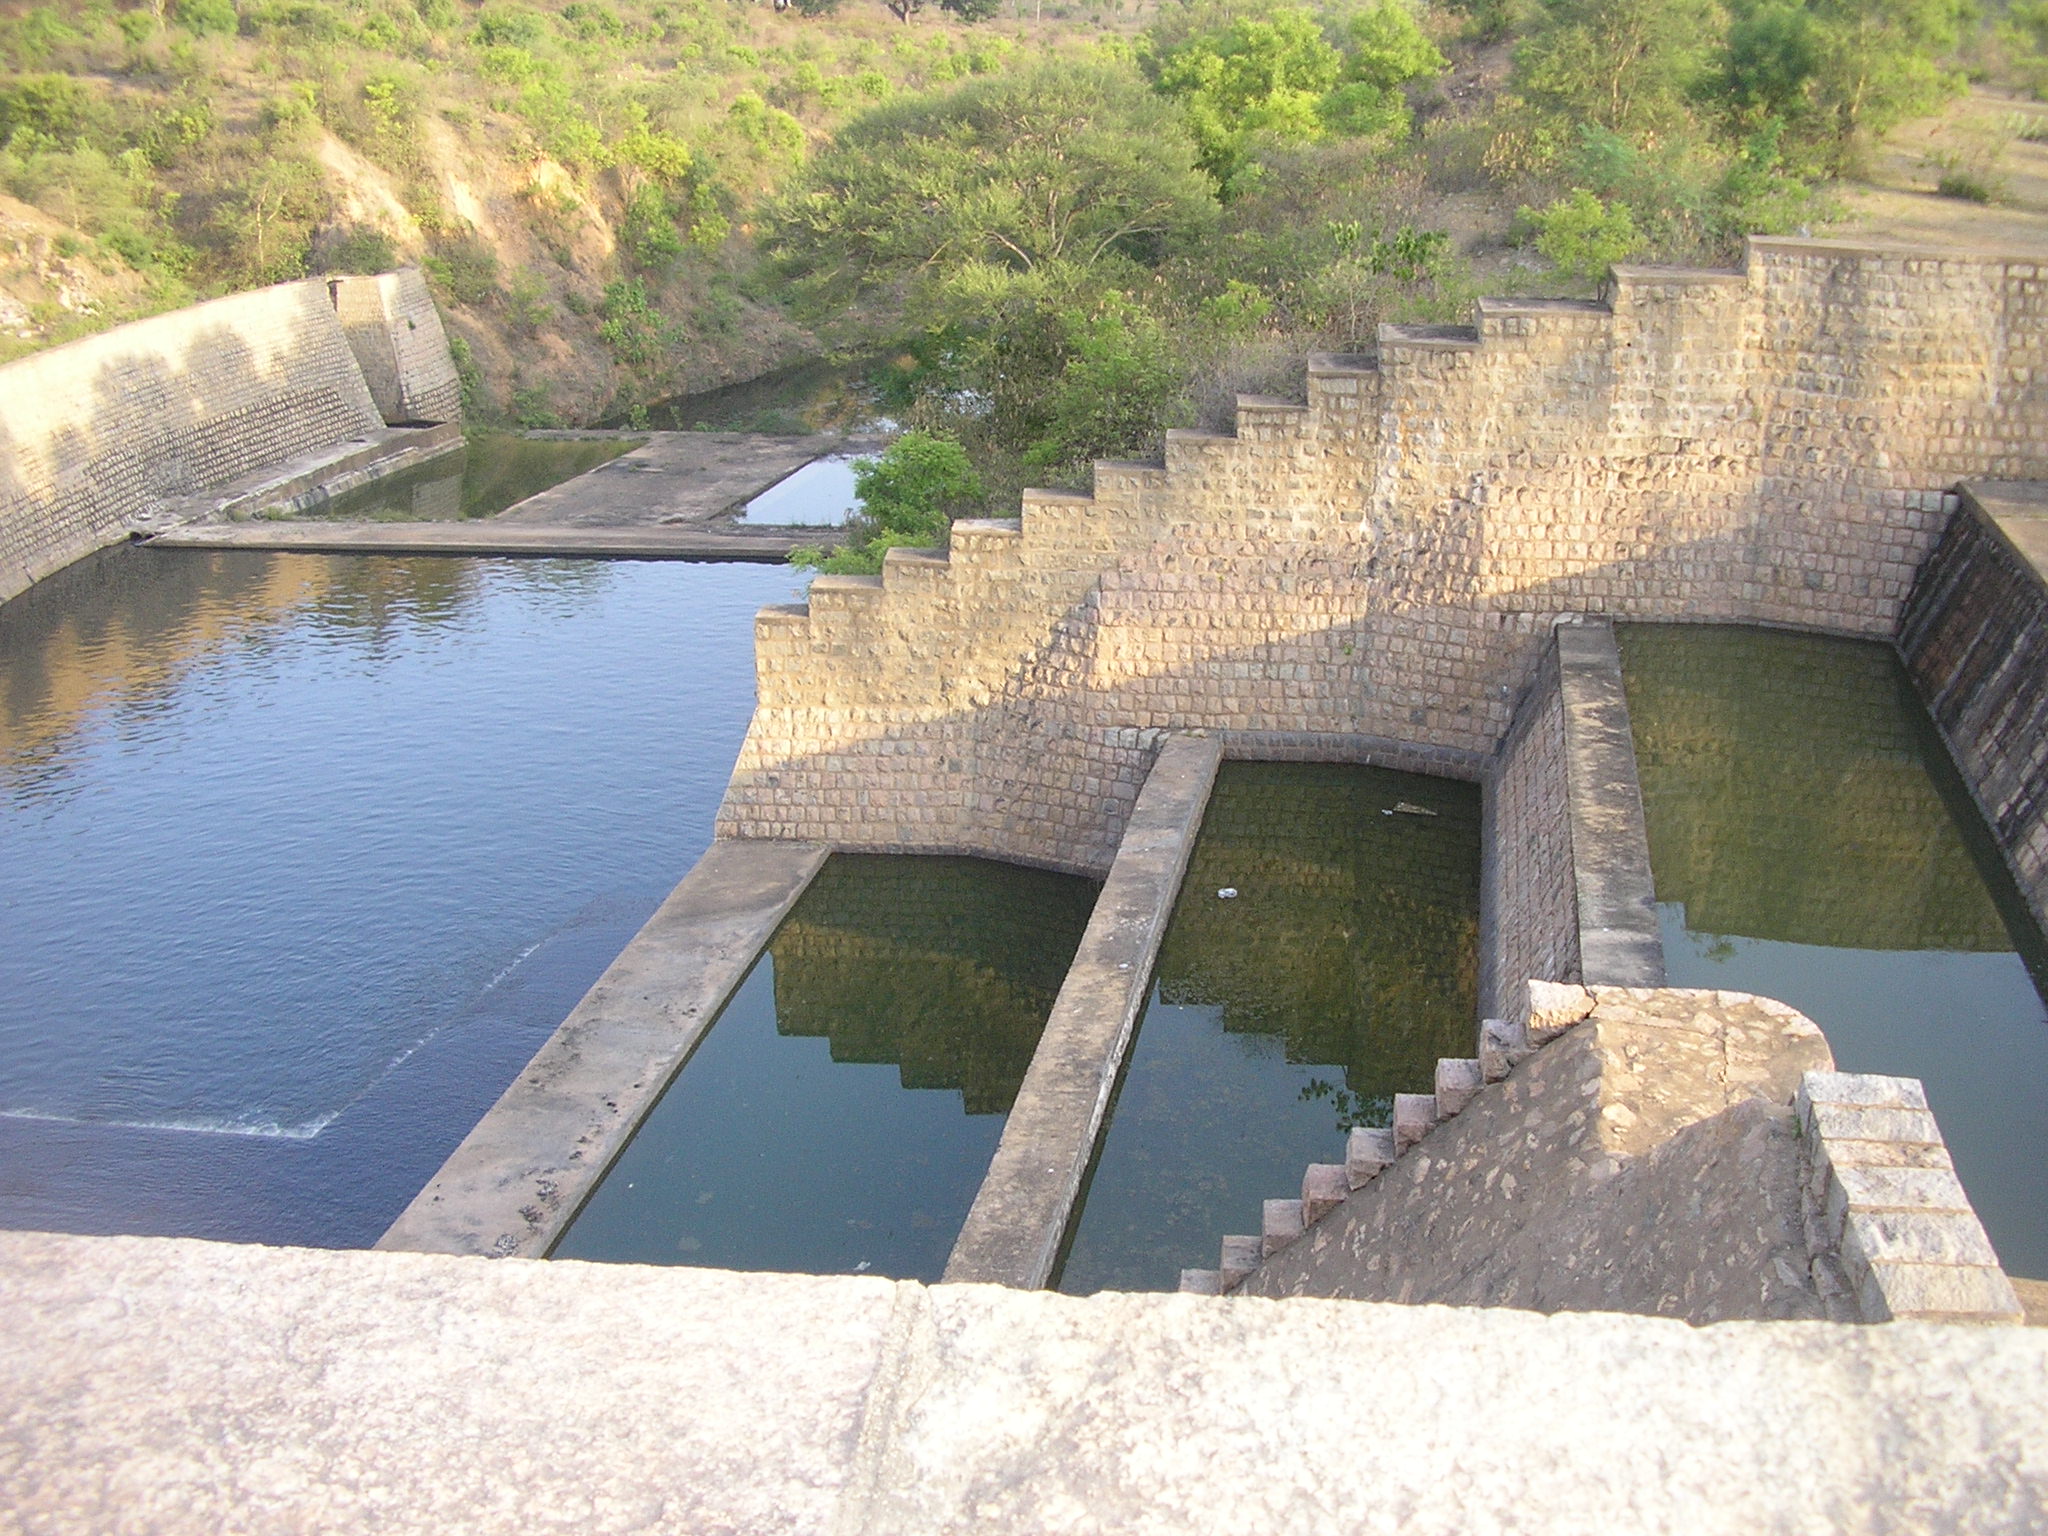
6;1229;2048;1535
1959;479;2048;582
145;518;806;562
944;732;1223;1288
1555;617;1666;987
380;838;828;1258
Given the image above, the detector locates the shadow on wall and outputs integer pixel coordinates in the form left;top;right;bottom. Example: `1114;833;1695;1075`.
0;273;454;606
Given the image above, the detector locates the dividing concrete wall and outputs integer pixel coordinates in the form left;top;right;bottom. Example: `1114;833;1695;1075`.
720;239;2048;876
1480;618;1663;1017
0;271;460;606
1899;482;2048;936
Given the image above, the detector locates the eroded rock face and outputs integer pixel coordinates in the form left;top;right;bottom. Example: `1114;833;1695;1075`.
1240;986;1838;1323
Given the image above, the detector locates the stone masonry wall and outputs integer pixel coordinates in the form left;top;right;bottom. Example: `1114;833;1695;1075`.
330;269;462;427
0;274;456;606
1481;636;1577;1017
720;239;2048;875
1898;484;2048;936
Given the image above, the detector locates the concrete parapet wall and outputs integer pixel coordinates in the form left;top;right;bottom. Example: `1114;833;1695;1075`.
722;238;2048;874
7;1228;2046;1535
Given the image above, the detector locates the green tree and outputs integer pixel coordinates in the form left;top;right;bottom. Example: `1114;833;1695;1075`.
1521;186;1642;277
770;61;1213;312
1805;0;1970;168
1154;7;1345;187
795;432;985;574
1514;0;1721;136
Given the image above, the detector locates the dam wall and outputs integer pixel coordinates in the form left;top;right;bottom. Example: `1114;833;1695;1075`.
720;238;2048;876
0;270;458;605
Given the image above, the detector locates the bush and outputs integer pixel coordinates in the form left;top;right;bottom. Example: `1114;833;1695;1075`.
794;431;984;574
313;224;397;274
1520;188;1640;280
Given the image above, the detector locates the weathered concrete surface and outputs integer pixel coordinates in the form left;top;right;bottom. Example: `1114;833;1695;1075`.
944;733;1221;1288
1243;988;1835;1321
146;517;803;562
496;430;883;528
380;838;827;1258
7;1229;2048;1536
1556;620;1666;987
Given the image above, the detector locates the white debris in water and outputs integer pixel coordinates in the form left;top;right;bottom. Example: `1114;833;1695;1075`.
1217;888;1238;899
1384;801;1439;817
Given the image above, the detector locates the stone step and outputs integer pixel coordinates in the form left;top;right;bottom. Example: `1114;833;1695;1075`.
1261;1199;1304;1257
1220;1234;1262;1288
879;545;949;593
1434;1058;1484;1117
1478;1017;1528;1082
1178;1268;1223;1295
1301;1163;1350;1223
1346;1126;1397;1188
1393;1092;1440;1152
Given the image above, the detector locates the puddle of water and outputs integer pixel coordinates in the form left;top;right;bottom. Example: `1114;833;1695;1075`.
1618;622;2048;1280
741;455;861;527
1055;762;1481;1294
552;854;1098;1280
0;547;812;1247
301;432;638;522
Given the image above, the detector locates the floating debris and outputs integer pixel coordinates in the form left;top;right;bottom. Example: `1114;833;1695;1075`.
1382;801;1439;817
1217;887;1239;899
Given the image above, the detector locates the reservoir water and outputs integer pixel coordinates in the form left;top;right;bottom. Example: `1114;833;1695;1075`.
1057;762;1481;1294
0;547;806;1247
1618;623;2048;1280
553;853;1097;1279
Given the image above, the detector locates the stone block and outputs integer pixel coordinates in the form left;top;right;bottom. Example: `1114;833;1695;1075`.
1301;1164;1350;1224
1478;1018;1527;1082
1798;1071;1928;1116
1393;1093;1439;1152
1262;1199;1304;1257
1827;1163;1973;1218
1178;1269;1223;1296
1219;1235;1262;1287
1346;1126;1397;1187
1841;1209;2000;1271
1805;1102;1944;1147
1856;1260;2024;1324
1522;980;1595;1043
1435;1058;1484;1117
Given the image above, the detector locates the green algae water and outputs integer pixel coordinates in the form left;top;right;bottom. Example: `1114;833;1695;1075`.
304;432;638;521
0;547;805;1247
552;854;1098;1280
1056;762;1480;1294
1618;623;2048;1280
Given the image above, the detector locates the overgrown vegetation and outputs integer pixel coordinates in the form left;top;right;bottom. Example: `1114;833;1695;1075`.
0;0;2023;516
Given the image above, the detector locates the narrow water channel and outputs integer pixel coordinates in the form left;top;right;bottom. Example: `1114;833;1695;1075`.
553;854;1097;1280
1618;623;2048;1280
1056;762;1480;1294
0;547;806;1247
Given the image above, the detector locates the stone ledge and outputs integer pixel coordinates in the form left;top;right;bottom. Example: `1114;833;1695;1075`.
6;1230;2047;1536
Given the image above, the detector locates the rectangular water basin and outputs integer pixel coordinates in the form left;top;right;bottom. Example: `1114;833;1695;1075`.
1055;762;1481;1294
1618;622;2048;1280
551;853;1099;1280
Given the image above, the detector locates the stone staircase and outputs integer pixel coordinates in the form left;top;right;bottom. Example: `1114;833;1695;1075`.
1176;979;1595;1296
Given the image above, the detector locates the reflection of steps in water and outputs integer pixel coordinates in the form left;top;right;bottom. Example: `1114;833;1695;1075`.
1618;624;2010;952
767;854;1098;1114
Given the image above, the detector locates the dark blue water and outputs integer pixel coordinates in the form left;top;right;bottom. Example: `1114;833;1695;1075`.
0;547;808;1247
1056;762;1481;1294
554;854;1098;1280
1618;623;2048;1280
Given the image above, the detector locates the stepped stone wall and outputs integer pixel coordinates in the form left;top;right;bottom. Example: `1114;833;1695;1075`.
720;238;2048;876
0;272;457;606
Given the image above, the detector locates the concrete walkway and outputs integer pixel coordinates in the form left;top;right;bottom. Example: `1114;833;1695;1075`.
5;1229;2045;1536
500;430;883;528
381;839;828;1259
946;733;1221;1288
147;519;805;562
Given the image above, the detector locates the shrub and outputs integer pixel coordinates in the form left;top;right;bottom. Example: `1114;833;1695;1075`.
1520;188;1640;279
